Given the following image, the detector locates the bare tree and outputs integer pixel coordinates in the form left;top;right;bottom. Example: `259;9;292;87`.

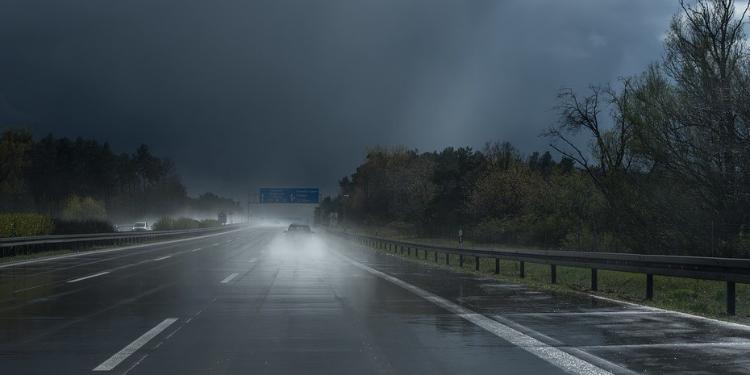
545;83;638;200
547;0;750;254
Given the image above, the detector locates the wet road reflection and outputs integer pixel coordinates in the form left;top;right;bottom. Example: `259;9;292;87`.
0;227;747;374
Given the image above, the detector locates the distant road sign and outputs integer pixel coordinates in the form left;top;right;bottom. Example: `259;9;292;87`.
259;188;319;204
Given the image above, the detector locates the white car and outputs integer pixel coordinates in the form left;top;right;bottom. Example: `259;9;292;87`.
132;222;150;231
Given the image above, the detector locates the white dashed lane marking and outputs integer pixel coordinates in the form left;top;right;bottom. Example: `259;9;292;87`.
221;273;239;284
67;271;110;283
93;318;178;371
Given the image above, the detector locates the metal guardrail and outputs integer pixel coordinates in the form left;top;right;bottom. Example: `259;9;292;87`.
336;232;749;316
0;224;242;259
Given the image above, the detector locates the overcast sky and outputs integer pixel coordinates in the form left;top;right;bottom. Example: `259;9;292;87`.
0;0;678;199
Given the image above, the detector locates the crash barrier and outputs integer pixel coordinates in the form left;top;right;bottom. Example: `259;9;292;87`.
335;232;749;316
0;225;242;259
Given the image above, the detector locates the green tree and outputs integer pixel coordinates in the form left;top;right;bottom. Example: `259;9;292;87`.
60;195;107;221
0;128;33;210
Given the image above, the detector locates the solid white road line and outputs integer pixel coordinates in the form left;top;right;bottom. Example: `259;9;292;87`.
152;255;171;261
93;318;178;371
191;247;203;252
67;271;110;283
221;273;239;284
588;293;750;333
335;253;617;375
580;342;750;350
505;310;658;317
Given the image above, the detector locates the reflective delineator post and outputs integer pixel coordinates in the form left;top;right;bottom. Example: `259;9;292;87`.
727;281;736;316
591;268;598;291
550;264;557;284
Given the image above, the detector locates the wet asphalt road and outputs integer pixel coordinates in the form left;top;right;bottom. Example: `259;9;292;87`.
0;226;748;374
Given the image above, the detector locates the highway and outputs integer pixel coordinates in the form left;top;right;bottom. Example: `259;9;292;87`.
0;226;748;374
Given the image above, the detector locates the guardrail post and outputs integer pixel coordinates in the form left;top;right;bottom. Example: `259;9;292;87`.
591;268;598;291
446;253;450;265
520;261;525;278
550;265;557;284
727;281;736;316
459;254;464;267
495;258;500;274
646;274;654;300
475;256;480;271
434;251;438;262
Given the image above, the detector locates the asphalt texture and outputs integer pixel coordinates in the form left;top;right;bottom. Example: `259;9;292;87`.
0;226;748;374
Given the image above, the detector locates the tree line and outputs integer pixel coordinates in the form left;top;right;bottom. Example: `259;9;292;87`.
0;128;240;222
318;0;750;257
316;145;616;250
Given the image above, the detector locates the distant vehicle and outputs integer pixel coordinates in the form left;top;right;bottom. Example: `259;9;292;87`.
114;224;133;232
285;223;312;234
132;222;150;231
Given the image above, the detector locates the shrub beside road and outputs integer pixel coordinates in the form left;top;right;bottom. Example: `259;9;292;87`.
0;213;55;237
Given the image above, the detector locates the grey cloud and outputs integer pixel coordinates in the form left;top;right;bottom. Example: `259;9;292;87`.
0;0;677;199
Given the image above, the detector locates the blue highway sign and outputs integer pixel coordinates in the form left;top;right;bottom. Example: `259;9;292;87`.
259;188;319;204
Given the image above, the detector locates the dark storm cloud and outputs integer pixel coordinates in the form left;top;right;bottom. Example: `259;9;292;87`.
0;0;676;199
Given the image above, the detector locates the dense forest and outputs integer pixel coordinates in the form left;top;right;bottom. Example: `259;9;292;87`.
317;0;750;257
0;129;240;223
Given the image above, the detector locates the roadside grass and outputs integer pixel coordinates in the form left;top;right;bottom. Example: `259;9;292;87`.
364;239;750;324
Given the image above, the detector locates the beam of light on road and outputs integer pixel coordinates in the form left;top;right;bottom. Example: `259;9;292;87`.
267;233;327;261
